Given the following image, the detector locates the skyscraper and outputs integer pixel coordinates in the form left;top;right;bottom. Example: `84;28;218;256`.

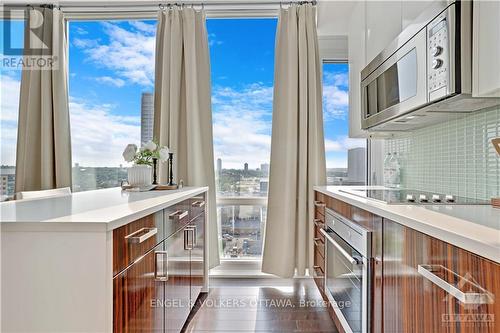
244;163;249;172
260;163;269;175
348;147;367;184
217;158;222;174
141;92;154;145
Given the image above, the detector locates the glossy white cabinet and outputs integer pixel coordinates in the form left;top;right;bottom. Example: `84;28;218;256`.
472;0;500;98
348;1;368;138
365;1;402;64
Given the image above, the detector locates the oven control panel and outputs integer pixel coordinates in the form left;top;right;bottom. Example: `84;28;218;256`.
427;12;450;101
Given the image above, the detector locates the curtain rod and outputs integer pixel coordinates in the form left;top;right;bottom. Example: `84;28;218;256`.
3;1;317;9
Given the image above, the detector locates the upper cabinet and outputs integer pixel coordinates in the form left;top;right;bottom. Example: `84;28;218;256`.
365;1;402;64
348;1;367;138
472;0;500;98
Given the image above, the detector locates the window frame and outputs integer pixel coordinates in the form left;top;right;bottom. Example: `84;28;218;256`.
319;40;369;186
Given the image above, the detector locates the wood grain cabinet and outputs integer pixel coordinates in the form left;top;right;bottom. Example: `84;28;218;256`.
113;195;206;333
383;218;499;333
313;190;500;333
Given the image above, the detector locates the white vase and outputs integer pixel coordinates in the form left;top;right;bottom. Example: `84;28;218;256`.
127;164;152;187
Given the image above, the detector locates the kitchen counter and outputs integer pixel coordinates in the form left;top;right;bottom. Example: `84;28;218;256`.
0;186;208;231
314;186;500;263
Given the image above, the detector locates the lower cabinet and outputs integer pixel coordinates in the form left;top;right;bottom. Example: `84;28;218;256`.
113;196;206;333
113;242;166;332
190;213;205;305
383;218;499;333
313;191;500;333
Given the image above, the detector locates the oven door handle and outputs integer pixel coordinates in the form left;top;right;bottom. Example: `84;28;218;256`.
320;228;359;265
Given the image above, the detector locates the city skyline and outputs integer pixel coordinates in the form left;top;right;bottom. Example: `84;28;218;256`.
1;19;362;171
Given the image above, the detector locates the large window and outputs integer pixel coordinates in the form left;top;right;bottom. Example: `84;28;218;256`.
208;18;277;259
0;19;24;201
322;62;366;185
68;20;156;192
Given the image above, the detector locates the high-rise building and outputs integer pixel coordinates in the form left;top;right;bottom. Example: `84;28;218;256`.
348;147;367;184
260;163;269;175
0;167;16;200
244;163;248;172
141;92;154;145
217;158;222;174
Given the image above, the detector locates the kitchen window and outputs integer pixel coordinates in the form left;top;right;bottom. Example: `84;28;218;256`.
208;18;277;261
0;18;24;201
68;20;156;192
322;61;367;185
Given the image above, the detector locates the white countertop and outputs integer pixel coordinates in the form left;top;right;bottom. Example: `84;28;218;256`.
0;186;208;231
314;186;500;264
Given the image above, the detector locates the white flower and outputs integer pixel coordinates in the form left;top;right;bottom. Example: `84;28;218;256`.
143;141;157;152
122;144;137;162
159;147;170;162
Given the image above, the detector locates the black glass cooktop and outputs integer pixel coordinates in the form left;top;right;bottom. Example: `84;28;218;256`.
340;189;490;205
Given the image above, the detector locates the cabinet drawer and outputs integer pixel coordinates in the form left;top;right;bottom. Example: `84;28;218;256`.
189;194;206;221
113;212;163;276
164;200;191;239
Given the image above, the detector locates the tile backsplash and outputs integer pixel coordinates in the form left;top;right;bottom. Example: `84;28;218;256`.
385;107;500;200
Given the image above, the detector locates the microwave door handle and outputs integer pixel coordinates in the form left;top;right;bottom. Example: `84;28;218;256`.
320;229;359;265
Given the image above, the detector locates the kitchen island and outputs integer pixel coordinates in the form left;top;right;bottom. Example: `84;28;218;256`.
0;186;209;333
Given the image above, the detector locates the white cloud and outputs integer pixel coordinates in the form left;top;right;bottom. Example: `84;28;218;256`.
212;83;273;169
325;136;366;153
95;76;126;87
128;21;157;34
323;72;349;119
208;33;223;47
74;27;88;35
0;74;21;165
69;98;141;167
74;22;156;87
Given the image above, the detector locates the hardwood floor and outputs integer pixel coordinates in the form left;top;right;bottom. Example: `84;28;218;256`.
182;278;338;333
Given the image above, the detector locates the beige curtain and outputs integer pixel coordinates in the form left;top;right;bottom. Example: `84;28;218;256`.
262;4;326;278
15;7;72;193
154;8;219;268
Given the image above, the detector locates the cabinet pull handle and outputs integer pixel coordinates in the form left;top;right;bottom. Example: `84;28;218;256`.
314;201;326;208
418;265;494;304
320;228;359;265
125;227;157;244
192;201;205;208
154;251;168;281
314;219;324;227
191;225;197;247
169;210;188;221
313;265;324;277
184;227;195;250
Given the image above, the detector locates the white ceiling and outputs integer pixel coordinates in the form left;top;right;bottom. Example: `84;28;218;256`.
316;0;357;36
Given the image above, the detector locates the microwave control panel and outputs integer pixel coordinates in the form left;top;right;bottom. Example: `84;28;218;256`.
427;12;450;101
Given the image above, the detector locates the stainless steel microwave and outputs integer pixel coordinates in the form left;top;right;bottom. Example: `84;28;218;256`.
360;1;500;131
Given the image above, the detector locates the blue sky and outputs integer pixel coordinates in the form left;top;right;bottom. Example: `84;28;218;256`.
1;18;364;168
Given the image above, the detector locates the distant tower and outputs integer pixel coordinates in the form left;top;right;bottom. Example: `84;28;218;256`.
244;163;249;172
260;163;269;175
217;158;222;174
141;92;154;145
348;147;367;184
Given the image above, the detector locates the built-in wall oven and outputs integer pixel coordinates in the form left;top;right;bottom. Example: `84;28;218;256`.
320;208;372;333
